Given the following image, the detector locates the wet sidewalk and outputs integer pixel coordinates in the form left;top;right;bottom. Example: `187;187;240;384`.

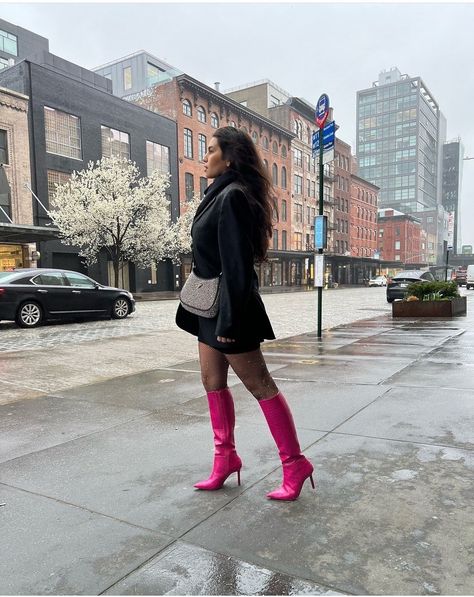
1;302;473;595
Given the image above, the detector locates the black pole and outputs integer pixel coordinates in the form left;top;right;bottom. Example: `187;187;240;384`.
445;249;449;282
317;128;324;338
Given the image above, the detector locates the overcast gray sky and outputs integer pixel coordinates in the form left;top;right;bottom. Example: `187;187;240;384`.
2;1;474;247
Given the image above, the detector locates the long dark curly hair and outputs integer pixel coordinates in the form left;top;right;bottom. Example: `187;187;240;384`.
213;126;274;262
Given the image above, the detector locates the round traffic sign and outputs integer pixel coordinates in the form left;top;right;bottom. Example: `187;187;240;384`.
316;93;329;128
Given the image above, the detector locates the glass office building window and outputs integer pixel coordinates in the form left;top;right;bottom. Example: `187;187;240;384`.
101;126;130;159
44;107;82;160
0;29;18;56
123;66;132;90
146;63;166;87
146;141;170;175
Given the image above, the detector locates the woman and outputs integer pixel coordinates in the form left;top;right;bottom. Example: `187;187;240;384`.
176;126;314;501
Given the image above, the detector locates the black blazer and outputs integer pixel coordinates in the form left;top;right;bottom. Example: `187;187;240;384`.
176;171;275;341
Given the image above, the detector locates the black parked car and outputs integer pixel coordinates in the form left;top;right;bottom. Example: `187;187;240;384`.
386;270;435;303
0;268;135;328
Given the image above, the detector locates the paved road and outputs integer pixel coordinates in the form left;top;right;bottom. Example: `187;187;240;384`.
0;287;391;352
1;286;469;405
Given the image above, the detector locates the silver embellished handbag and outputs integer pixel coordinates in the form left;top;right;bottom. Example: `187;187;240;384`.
179;269;221;318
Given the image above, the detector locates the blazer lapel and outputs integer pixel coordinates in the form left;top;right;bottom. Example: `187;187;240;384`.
192;171;238;229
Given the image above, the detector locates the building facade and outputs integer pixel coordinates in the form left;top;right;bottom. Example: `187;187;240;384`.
350;174;379;259
442;139;464;253
0;18;49;71
129;73;301;287
0;53;179;291
378;208;427;265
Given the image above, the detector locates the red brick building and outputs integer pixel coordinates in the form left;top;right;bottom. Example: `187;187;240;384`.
350;174;379;258
334;138;352;257
377;208;427;265
131;74;295;285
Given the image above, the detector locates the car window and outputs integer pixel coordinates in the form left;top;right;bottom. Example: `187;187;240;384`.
0;272;18;282
421;273;434;281
33;273;66;286
64;272;96;288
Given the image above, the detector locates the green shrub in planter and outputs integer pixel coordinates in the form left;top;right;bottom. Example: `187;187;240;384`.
406;280;459;301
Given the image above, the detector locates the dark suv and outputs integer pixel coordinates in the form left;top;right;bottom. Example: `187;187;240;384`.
386;270;435;303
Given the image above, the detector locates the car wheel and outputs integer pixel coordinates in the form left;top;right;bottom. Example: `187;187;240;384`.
16;301;43;328
111;297;130;319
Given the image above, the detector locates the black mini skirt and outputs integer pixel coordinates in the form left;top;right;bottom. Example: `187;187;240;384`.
197;315;262;354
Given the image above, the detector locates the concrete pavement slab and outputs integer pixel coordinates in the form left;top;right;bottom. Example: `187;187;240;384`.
0;378;47;406
335;386;474;449
183;434;474;596
385;360;474;390
103;541;343;596
0;395;149;464
269;357;412;384
181;380;391;434
0;484;173;595
0;405;323;537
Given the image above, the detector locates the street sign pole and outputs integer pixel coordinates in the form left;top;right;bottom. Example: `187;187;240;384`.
317;121;324;339
315;93;329;339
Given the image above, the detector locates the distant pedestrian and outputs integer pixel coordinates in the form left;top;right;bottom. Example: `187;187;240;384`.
176;126;314;500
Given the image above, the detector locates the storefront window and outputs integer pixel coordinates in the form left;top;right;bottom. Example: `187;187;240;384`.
0;244;25;271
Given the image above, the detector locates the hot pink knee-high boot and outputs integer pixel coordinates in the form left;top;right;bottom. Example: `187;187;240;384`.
194;387;242;490
259;391;315;501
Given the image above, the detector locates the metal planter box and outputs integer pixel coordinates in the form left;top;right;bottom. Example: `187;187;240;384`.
392;296;467;318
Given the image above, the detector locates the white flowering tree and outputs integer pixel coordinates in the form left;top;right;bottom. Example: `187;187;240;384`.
49;156;196;288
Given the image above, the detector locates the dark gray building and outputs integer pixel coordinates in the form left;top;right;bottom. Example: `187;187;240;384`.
93;50;181;100
0;17;49;70
0;48;179;292
442;139;464;253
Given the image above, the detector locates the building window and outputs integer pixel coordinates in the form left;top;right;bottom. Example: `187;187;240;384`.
198;133;207;161
273;229;278;250
146;140;170;175
294;148;303;168
197;106;206;123
0;29;18;56
123;66;132;90
44;107;82;160
295;203;303;223
0;130;8;164
184;128;193;158
263;159;268;171
101;126;130;159
0;57;10;70
281;166;287;189
262;136;269;150
47;170;71;201
182;99;192;117
282;230;287;250
294;175;303;195
281;145;287;158
147;62;167;86
185;172;194;201
294;120;303;139
293;232;303;250
281;199;287;222
200;176;208;197
211;112;219;128
272;163;278;186
395;240;401;250
272;141;278;154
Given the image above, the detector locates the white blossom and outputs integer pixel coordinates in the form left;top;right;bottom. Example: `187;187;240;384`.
49;156;197;286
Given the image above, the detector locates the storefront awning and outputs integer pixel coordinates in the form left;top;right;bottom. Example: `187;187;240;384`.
0;222;60;243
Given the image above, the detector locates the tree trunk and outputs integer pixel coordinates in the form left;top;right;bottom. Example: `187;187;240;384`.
113;245;120;288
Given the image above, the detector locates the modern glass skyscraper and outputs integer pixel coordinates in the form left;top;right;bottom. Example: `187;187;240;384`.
357;68;444;216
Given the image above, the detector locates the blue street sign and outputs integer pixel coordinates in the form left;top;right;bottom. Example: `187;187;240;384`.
314;215;328;250
312;121;335;153
316;93;330;128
